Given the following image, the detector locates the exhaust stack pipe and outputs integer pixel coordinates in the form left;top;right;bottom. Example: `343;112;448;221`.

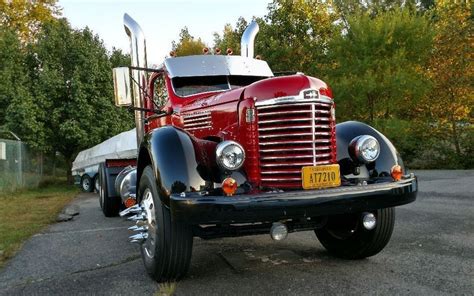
240;20;259;58
124;13;147;146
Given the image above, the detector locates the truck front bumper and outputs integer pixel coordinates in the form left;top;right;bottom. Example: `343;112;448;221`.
170;177;417;224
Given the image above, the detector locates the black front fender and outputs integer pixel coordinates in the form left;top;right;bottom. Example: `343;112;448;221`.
138;126;207;206
336;121;404;178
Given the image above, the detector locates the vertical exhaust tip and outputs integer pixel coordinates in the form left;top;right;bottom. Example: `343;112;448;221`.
241;20;259;58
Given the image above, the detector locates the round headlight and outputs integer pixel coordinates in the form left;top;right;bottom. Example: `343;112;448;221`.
349;135;380;163
216;141;245;171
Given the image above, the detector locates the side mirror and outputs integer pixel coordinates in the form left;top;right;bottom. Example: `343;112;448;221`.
113;67;132;106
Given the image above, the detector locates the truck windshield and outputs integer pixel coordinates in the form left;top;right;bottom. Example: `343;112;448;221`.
172;75;266;97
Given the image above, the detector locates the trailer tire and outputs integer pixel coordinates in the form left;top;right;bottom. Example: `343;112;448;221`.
80;175;93;192
93;175;100;193
99;163;120;217
315;208;395;259
139;166;193;282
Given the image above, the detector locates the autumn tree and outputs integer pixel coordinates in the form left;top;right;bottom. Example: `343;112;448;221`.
171;27;207;56
0;0;60;43
422;1;473;168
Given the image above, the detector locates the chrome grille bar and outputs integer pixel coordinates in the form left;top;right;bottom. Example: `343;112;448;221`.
257;99;334;188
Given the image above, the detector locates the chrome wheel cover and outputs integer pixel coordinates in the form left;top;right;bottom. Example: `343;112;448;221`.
141;188;157;259
82;178;90;191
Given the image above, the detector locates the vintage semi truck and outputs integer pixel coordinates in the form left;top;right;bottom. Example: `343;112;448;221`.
99;14;418;282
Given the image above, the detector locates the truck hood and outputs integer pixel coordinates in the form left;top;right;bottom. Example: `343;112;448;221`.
243;74;330;102
180;74;330;112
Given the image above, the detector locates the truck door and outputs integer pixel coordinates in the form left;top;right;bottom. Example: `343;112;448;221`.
144;73;173;131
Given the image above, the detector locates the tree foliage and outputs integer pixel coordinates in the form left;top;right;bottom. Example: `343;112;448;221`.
171;27;207;56
256;0;340;74
26;20;133;175
213;17;248;55
421;1;473;168
326;8;433;124
0;0;60;43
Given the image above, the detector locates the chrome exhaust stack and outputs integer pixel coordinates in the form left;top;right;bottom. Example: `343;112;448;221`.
123;13;148;146
240;20;259;58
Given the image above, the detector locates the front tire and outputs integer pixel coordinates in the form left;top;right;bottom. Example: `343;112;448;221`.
315;208;395;259
138;165;193;282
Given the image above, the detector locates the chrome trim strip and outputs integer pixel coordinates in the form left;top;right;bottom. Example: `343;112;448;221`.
259;147;330;153
258;118;312;124
255;88;333;107
259;132;313;138
259;125;313;131
260;155;314;160
257;110;311;117
183;121;211;128
311;103;316;166
183;116;211;124
182;111;211;119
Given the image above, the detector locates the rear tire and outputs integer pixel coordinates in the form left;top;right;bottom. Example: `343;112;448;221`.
315;208;395;259
81;175;93;192
99;163;120;217
139;165;193;282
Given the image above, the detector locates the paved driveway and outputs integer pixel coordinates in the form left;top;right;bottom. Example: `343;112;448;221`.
0;170;473;295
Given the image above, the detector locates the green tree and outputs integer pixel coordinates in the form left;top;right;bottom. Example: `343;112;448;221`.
326;8;433;125
171;27;207;56
109;47;130;68
0;28;46;150
0;0;60;43
253;0;340;75
213;17;248;55
26;19;133;180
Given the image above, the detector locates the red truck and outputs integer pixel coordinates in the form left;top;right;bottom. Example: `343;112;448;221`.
99;14;417;282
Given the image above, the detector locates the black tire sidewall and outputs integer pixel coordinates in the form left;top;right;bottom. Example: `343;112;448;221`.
316;208;395;259
138;166;166;275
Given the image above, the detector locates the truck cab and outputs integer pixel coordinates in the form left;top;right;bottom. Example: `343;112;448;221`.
101;14;418;282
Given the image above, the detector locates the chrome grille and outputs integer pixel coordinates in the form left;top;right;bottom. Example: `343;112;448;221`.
257;101;335;188
183;111;211;131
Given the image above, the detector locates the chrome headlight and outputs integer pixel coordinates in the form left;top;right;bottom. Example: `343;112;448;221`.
216;141;245;170
349;135;380;163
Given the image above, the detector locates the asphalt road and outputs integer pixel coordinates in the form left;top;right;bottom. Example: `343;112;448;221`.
0;170;473;295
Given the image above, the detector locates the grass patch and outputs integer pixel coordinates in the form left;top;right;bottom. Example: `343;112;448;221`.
0;183;78;269
155;282;177;296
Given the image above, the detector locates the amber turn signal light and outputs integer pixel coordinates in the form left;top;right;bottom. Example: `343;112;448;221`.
125;197;137;208
391;165;403;181
222;177;237;196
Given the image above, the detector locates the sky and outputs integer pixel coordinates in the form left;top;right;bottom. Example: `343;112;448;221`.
58;0;270;65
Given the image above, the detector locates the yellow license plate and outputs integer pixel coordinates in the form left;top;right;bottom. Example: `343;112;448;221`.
302;164;341;190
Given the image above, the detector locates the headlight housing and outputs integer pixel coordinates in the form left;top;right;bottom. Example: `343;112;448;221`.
349;135;380;163
216;141;245;171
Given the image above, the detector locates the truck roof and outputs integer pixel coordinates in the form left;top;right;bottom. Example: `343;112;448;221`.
162;55;274;78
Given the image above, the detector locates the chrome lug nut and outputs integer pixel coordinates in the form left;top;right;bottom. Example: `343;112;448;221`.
129;232;148;244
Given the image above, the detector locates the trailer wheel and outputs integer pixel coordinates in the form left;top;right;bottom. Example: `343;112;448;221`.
93;175;100;193
315;208;395;259
99;163;120;217
139;165;193;282
80;175;93;192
